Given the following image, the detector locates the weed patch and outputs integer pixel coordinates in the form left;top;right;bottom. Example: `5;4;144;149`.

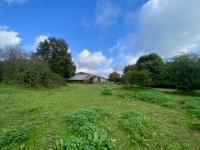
125;86;177;108
119;110;152;146
181;97;200;131
65;108;113;149
161;101;178;108
0;128;28;148
191;121;200;131
18;107;43;115
101;89;112;96
117;94;125;98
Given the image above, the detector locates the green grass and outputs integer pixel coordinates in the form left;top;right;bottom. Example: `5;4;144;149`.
0;84;200;149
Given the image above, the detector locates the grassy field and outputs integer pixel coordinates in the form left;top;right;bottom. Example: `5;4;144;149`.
0;84;200;150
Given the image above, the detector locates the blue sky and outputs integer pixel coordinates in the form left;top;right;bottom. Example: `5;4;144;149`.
1;0;200;77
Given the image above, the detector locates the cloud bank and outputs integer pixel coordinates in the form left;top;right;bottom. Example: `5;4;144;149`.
111;0;200;67
32;35;48;52
130;0;200;57
0;26;21;49
74;49;114;77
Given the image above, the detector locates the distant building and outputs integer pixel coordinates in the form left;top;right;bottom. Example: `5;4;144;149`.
68;72;106;83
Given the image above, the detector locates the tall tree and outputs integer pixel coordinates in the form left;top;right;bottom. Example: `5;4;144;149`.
123;64;135;74
166;52;200;93
34;37;76;78
135;53;163;86
108;71;121;82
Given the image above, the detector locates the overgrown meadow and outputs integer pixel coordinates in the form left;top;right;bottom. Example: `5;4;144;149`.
0;84;200;149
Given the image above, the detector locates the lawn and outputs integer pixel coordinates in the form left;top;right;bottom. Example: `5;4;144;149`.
0;84;200;149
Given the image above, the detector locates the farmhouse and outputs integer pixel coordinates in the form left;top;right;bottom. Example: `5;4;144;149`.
68;72;106;83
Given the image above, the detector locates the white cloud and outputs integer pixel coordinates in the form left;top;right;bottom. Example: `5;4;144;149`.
110;0;200;71
0;26;21;49
4;0;28;4
129;0;200;57
32;35;48;52
74;49;113;78
94;0;120;30
109;34;135;53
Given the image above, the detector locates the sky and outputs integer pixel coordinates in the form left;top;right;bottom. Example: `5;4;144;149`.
0;0;200;78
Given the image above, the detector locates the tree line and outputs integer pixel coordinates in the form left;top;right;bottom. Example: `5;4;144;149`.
108;53;200;93
0;37;76;88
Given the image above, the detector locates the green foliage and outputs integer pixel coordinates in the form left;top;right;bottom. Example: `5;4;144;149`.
1;45;66;88
181;97;200;130
121;70;132;89
161;101;178;108
165;52;200;93
119;110;152;145
132;70;153;86
65;108;112;149
0;128;28;148
117;94;125;98
130;86;175;105
101;89;112;95
34;37;76;78
108;71;121;82
123;64;135;74
191;121;200;131
67;108;110;131
135;53;163;86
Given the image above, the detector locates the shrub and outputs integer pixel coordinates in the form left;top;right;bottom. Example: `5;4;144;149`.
1;45;66;88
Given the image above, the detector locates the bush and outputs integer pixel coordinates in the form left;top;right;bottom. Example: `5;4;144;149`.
1;45;66;88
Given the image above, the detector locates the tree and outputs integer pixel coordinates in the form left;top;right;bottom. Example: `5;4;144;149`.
132;70;152;86
0;45;65;88
121;70;133;89
108;71;121;82
34;37;76;78
166;52;200;93
135;53;163;86
123;64;135;74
